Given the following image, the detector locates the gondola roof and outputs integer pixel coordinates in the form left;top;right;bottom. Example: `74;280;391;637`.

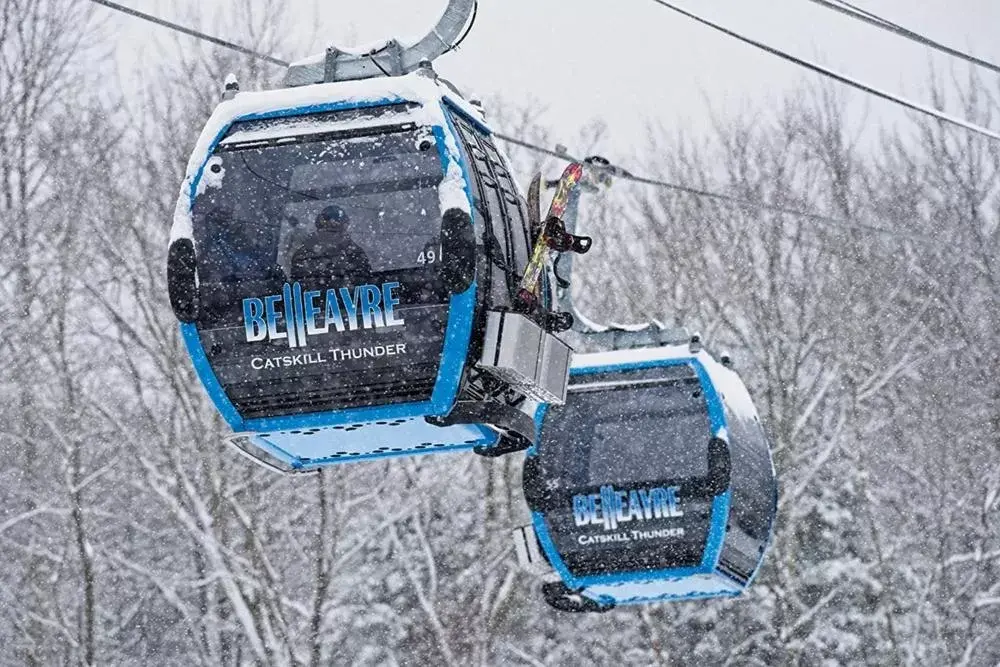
569;344;760;435
170;70;487;246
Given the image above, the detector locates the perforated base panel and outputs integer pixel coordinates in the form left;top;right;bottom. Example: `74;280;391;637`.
582;573;743;606
237;419;499;470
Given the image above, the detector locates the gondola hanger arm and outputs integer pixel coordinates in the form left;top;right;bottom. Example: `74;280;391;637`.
284;0;478;86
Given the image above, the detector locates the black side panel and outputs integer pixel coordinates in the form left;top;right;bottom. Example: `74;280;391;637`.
718;395;777;584
543;483;714;577
725;405;778;544
167;239;199;322
449;114;532;310
201;299;447;419
532;364;723;578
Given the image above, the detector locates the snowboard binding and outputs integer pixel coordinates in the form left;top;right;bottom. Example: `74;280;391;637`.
541;216;592;254
541;581;615;613
544;310;574;334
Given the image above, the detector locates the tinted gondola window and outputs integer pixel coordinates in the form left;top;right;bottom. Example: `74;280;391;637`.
725;409;777;542
540;379;712;488
192;124;446;324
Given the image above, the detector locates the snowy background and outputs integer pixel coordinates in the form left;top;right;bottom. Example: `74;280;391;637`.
1;0;999;664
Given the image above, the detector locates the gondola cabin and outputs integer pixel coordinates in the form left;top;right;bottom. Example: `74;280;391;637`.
516;344;777;611
167;70;571;472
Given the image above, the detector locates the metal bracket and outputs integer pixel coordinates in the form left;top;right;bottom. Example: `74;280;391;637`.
478;311;571;405
224;433;318;476
426;399;537;445
546;160;690;351
284;0;477;86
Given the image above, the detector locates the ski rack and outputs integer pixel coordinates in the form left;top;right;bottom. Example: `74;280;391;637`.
225;433;312;476
284;0;477;86
479;311;572;404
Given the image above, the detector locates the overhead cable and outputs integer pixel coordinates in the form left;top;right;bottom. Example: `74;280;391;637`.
85;0;290;66
644;0;1000;142
826;0;892;26
805;0;1000;75
494;132;940;246
83;0;950;249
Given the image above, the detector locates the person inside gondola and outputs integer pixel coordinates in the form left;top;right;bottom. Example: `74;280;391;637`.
291;205;372;284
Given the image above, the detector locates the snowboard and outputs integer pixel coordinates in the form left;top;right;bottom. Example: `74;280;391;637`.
517;163;592;310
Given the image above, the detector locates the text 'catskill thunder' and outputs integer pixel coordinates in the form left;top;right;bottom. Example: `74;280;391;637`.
242;282;405;348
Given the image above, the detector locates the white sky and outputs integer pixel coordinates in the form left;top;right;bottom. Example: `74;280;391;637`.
114;0;1000;158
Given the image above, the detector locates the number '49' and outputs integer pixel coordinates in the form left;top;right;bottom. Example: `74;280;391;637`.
417;247;442;265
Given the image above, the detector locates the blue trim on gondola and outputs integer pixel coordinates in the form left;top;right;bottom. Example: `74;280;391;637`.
181;323;243;429
530;354;736;599
701;492;731;569
182;95;480;435
246;431;303;470
526;403;550;456
691;359;727;436
441;96;493;136
294;437;493;469
428;113;478;410
530;511;575;584
234;421;498;471
573;356;698;377
239;395;441;433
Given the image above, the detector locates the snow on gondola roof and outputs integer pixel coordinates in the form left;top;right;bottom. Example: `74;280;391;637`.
571;343;761;423
184;71;484;175
571;343;705;369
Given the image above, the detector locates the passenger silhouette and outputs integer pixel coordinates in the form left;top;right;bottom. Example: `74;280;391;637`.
291;205;371;284
206;206;269;280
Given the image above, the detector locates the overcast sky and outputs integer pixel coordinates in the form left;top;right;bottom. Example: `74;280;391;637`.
115;0;1000;157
